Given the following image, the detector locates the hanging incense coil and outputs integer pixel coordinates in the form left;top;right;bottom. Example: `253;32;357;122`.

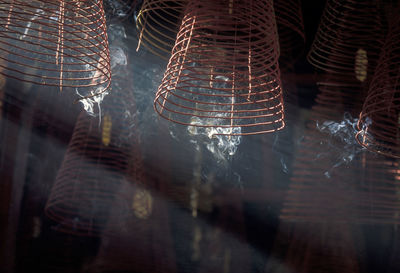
307;0;382;79
307;0;384;127
274;0;305;70
155;0;285;136
356;14;400;158
135;0;186;59
281;85;400;224
0;0;111;99
279;8;398;223
45;90;139;236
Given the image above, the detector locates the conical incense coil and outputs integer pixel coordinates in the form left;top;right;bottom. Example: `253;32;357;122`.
135;0;186;59
356;14;400;158
274;0;305;70
307;0;382;79
308;1;384;123
45;91;139;236
155;0;284;136
0;0;111;99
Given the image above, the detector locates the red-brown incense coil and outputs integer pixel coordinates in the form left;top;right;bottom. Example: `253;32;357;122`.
135;0;186;59
274;0;305;71
356;14;400;158
45;91;138;236
155;0;285;136
307;0;382;79
0;0;111;99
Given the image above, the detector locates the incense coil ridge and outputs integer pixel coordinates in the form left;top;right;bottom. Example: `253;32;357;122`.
45;90;140;236
135;0;186;59
307;0;382;78
0;0;111;99
274;0;305;70
154;0;285;136
356;14;400;158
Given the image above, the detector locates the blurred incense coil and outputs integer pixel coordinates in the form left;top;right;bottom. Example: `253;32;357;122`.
0;0;111;99
279;0;396;225
274;0;305;71
356;13;400;158
308;0;384;131
45;90;140;236
307;0;382;79
135;0;186;59
155;0;285;136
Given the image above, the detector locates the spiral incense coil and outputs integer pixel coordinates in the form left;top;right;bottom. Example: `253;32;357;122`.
0;0;111;99
307;0;382;79
45;90;139;236
135;0;187;59
356;14;400;158
155;0;285;136
281;15;399;223
274;0;305;71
